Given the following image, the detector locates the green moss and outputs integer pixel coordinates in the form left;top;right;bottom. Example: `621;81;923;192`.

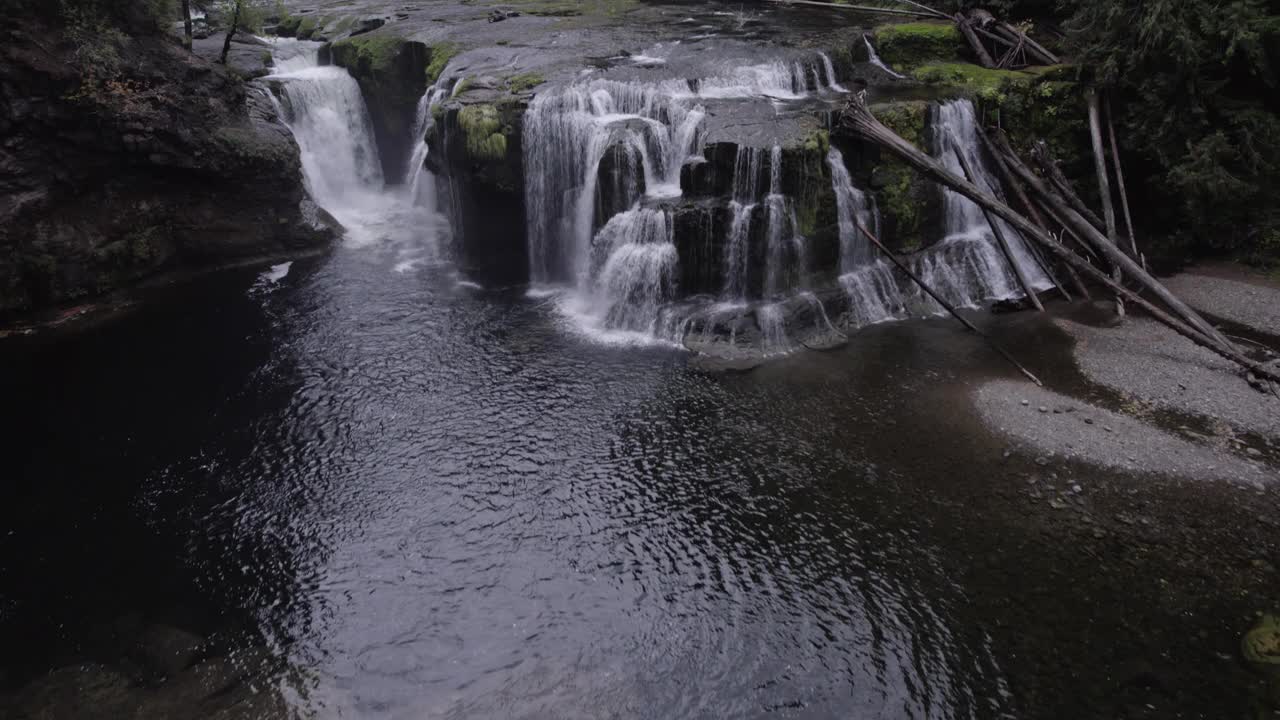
452;76;473;96
1244;615;1280;666
458;104;508;160
801;129;830;156
506;72;545;93
425;42;461;84
331;34;406;77
877;163;922;251
295;16;318;40
873;100;928;147
873;21;963;68
276;14;301;36
333;15;355;33
911;62;1036;101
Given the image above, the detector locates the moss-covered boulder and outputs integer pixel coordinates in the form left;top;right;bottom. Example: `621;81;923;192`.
864;101;937;252
330;35;429;181
872;21;965;69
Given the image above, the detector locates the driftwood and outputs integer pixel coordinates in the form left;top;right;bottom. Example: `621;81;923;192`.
852;220;1044;386
837;96;1278;384
994;22;1058;65
1104;94;1140;261
1029;142;1106;234
950;143;1045;311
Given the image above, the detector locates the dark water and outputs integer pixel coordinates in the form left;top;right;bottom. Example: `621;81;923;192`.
1;248;1275;719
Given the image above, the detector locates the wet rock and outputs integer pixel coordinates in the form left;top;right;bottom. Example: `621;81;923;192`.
349;17;387;36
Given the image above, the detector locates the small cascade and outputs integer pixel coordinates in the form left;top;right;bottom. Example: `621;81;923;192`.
819;52;848;92
723;146;765;300
574;207;678;337
827;148;878;273
864;36;906;80
840;263;903;327
524;79;706;287
405;78;455;204
922;99;1050;306
763;145;805;298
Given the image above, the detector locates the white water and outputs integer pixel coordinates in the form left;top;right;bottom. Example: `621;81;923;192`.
918;99;1051;308
864;36;906;80
266;47;448;268
723;146;764;299
827;148;879;272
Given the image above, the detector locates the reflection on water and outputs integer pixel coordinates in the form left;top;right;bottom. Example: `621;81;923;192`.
0;246;1011;718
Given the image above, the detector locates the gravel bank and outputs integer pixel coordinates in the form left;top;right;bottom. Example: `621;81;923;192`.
1058;318;1280;440
973;380;1271;485
1164;272;1280;335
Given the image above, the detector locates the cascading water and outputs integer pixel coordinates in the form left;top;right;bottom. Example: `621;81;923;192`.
827;147;903;329
913;99;1051;308
763;145;806;299
266;46;449;268
863;36;906;80
723;146;764;300
827;148;879;273
566;207;678;340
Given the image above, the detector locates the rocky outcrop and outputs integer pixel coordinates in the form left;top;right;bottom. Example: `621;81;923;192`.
0;19;334;315
328;35;429;181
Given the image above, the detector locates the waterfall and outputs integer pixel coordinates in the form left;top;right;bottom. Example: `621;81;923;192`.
919;99;1051;306
723;146;765;300
524;79;705;288
266;47;447;265
827;148;879;272
819;52;848;91
864;36;906;80
569;207;678;338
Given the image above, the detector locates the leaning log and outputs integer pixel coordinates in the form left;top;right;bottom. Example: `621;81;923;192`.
837;96;1275;383
852;220;1043;386
1104;94;1140;261
975;125;1076;300
763;0;936;17
950;142;1045;311
954;13;997;68
1086;90;1119;245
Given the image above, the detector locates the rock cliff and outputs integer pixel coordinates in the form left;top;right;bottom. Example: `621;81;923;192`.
0;16;334;315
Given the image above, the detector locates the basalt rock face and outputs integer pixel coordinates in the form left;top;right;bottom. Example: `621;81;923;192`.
328;36;429;181
0;20;333;315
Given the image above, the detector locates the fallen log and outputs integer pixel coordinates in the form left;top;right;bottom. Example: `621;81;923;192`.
994;21;1059;65
1086;90;1119;245
950;141;1045;311
975;126;1077;300
954;13;997;68
837;96;1276;383
851;220;1044;386
995;133;1235;347
1029;142;1106;234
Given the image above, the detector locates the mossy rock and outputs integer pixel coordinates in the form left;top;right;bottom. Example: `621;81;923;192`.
872;21;964;69
873;100;928;147
911;62;1038;102
506;72;546;93
458;104;508;161
425;42;461;84
1244;615;1280;667
330;35;407;78
295;16;320;40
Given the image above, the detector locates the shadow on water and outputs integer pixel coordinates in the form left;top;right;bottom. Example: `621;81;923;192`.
1;249;1277;719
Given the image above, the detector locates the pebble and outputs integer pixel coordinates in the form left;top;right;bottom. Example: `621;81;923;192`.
1021;400;1029;406
1104;425;1114;432
1038;406;1048;413
1245;447;1262;457
1072;484;1083;493
1083;418;1094;425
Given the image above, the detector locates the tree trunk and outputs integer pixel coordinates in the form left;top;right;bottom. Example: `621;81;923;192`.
950;144;1045;311
837;98;1269;381
852;220;1043;386
954;14;997;68
1104;94;1140;261
975;125;1075;300
220;0;242;66
1086;90;1119;245
181;0;193;50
